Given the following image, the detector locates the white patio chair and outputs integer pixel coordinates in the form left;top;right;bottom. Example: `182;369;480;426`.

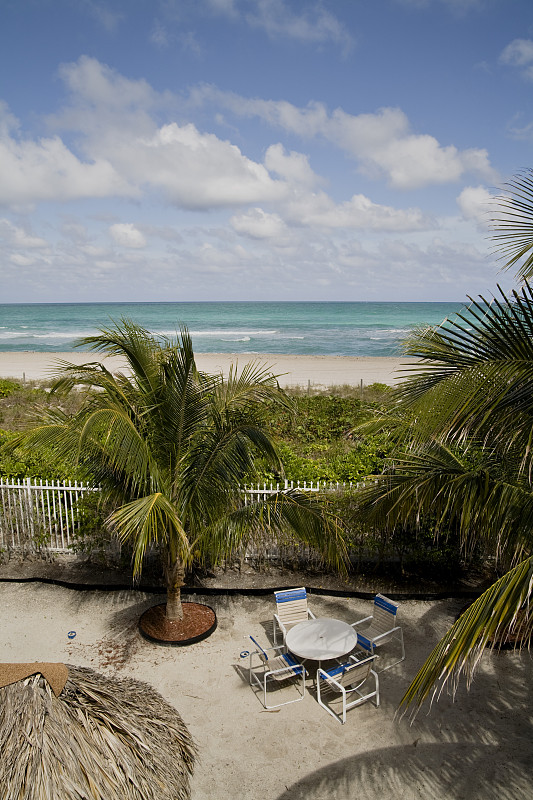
273;587;316;645
248;636;307;709
351;593;405;671
316;653;379;724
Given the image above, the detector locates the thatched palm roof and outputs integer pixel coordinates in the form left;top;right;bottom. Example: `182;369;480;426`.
0;664;196;800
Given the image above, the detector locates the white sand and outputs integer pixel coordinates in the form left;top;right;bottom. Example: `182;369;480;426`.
0;584;531;799
0;351;420;387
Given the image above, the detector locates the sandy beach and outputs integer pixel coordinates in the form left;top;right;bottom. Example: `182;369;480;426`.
0;351;420;388
0;581;531;800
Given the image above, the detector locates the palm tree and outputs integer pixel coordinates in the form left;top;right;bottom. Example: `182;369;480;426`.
491;167;533;281
357;283;533;713
11;320;345;626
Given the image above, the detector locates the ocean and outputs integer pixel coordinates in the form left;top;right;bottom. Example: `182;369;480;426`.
0;301;465;357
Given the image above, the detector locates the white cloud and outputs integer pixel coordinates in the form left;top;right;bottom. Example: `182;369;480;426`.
48;58;289;209
0;218;49;248
109;223;147;248
150;20;171;49
499;39;533;81
264;143;318;188
134;122;285;207
82;1;123;32
283;191;432;231
398;0;484;10
207;0;352;50
230;208;288;239
245;0;352;50
195;90;498;189
457;185;492;227
208;0;238;14
0;59;288;211
0;111;133;207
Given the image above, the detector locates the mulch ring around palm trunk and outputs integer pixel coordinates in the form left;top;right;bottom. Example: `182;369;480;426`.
139;601;217;645
456;603;531;650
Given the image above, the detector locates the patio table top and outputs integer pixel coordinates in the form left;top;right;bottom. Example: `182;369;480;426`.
285;617;357;663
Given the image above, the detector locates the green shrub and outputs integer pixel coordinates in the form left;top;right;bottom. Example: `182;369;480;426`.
0;379;21;398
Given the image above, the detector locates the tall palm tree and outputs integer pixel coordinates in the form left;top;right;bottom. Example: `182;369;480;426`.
357;283;533;713
11;321;346;622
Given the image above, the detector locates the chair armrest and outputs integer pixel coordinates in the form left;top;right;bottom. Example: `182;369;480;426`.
273;613;288;638
266;660;306;680
349;653;378;668
317;668;343;692
249;642;287;669
351;616;372;628
368;625;401;645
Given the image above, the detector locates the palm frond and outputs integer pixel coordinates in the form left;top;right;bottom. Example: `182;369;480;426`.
110;493;189;576
392;285;533;466
78;318;162;395
201;489;348;573
212;359;291;416
490;168;533;281
400;556;533;716
356;439;533;558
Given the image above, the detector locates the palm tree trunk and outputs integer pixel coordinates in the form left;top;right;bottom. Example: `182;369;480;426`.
164;552;186;621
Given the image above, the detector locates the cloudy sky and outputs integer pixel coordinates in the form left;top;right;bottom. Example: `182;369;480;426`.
1;0;532;303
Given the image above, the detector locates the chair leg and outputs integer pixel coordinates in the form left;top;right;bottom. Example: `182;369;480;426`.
375;629;405;673
262;670;306;709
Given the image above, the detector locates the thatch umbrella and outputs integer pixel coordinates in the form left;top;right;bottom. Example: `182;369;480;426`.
0;663;196;800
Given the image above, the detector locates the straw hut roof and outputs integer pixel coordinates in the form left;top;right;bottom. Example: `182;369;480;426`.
0;663;196;800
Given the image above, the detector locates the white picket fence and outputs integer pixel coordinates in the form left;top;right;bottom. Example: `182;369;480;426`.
0;478;97;552
0;477;354;554
243;479;354;501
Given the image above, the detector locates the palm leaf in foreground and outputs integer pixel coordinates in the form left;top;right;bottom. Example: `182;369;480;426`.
490;168;533;281
399;557;533;717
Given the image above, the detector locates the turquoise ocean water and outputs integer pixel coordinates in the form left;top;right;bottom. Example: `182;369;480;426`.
0;302;465;357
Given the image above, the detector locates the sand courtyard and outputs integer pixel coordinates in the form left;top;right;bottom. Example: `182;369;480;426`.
0;582;531;799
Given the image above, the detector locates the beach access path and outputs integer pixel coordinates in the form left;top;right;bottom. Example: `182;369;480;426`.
0;351;420;387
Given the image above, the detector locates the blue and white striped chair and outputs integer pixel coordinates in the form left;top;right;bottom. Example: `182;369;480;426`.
248;636;307;709
351;594;405;671
273;587;316;645
317;653;379;724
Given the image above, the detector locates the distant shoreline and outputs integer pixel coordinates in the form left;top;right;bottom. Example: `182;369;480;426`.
0;351;420;387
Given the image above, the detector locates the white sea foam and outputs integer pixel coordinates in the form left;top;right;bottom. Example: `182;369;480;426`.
32;331;93;339
153;329;278;338
0;301;465;356
0;331;25;339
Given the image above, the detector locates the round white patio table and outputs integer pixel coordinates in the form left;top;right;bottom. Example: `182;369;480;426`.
285;618;357;666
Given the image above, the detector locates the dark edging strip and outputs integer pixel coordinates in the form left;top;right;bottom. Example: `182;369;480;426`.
0;575;482;602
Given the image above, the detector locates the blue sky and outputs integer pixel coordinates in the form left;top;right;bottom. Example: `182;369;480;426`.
1;0;532;303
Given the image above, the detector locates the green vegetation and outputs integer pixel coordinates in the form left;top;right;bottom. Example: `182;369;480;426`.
9;321;346;622
256;384;394;484
0;379;88;480
0;366;464;581
0;379;21;398
0;379;394;484
354;168;533;715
